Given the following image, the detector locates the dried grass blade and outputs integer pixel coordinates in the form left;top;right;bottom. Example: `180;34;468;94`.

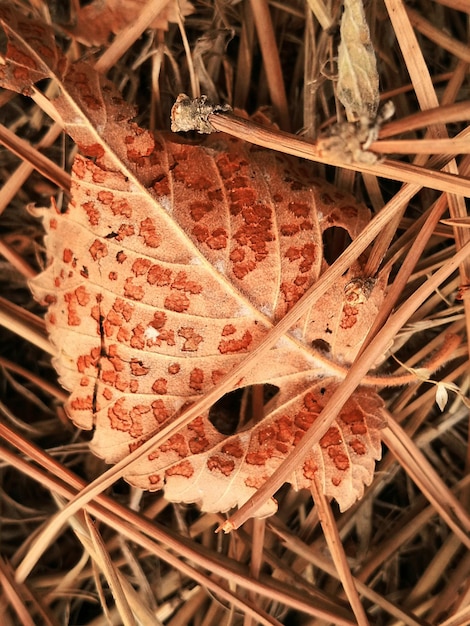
207;112;470;196
82;511;138;626
379;101;470;138
248;0;290;130
0;426;354;624
382;419;470;546
94;0;172;74
0;123;69;191
370;137;470;154
407;7;470;63
310;479;370;625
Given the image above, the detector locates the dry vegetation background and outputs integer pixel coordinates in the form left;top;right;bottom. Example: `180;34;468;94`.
0;0;470;625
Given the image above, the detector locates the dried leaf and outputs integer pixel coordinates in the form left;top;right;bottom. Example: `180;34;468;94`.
0;7;388;518
337;0;379;121
71;0;195;46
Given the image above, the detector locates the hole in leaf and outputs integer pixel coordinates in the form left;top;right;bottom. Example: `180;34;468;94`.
311;338;331;353
209;384;279;436
322;226;352;265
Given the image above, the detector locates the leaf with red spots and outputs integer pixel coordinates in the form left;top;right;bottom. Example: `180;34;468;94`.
0;9;387;517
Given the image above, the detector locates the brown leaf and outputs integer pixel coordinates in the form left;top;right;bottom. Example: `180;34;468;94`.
0;8;387;517
71;0;195;46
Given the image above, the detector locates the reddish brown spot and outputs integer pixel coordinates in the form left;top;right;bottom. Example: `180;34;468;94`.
189;434;210;454
123;278;145;301
229;187;257;206
211;369;225;385
222;324;236;336
113;298;133;322
81;201;99;226
294;410;317;431
246;452;267;466
340;305;359;329
117;327;130;342
116;251;127;264
230;247;245;263
245;475;266;489
130;324;145;349
74;286;89;306
130;359;149;376
102;369;117;386
111;198;132;217
302;458;318;479
341;408;363;425
160;433;188;457
350;439;366;455
152;400;169;423
288;201;310;217
189;367;204;392
152;378;167;394
77;349;100;373
139;217;160;248
281;223;300;236
116;224;135;241
164;292;190;312
192;224;209;243
218;330;252;354
329;448;350;471
320;427;343;448
64;292;81;326
222;439;244;458
71;395;93;410
294;275;308;287
150;311;167;329
80;376;89;386
285;247;301;261
89;239;108;260
171;272;203;294
178;327;203;351
207;455;235;476
98;191;114;204
168;363;180;374
189;201;213;222
351;423;367;435
232;259;256;279
280;282;303;306
216;153;244;179
304;392;322;412
108;398;144;438
108;272;117;281
147;264;171;286
153;174;170;196
149;474;163;487
63;248;73;263
208;188;223;201
207;228;228;250
132;258;151;276
165;461;194;478
299;243;316;272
